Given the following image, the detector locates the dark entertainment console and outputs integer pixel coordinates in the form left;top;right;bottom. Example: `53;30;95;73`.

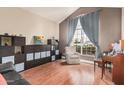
0;35;60;72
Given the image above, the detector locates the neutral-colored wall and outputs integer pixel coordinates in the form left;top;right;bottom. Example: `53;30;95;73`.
99;8;121;51
59;7;121;54
0;8;59;45
59;19;68;53
122;8;124;39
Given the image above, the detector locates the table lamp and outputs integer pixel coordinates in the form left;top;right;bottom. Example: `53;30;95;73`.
120;40;124;53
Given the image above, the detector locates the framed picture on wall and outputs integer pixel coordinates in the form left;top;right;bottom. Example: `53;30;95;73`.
34;36;44;45
1;37;12;46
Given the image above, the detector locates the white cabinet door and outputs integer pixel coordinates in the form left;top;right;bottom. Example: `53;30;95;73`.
35;52;41;59
2;56;14;64
55;50;59;55
46;51;51;57
51;46;54;50
41;52;46;58
15;63;24;72
26;53;33;61
52;56;55;61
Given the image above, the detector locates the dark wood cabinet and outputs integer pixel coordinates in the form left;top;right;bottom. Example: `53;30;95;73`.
46;45;51;50
45;57;51;62
15;54;25;64
24;45;34;53
0;46;14;57
0;35;60;71
112;55;124;84
56;55;60;60
40;45;46;52
33;45;41;52
103;55;124;84
47;39;60;61
0;35;25;46
13;36;25;46
0;35;26;72
25;61;36;70
51;50;55;55
47;39;59;45
24;45;52;70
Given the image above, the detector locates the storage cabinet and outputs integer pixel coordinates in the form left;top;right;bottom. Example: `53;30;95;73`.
2;56;15;64
12;36;25;46
15;54;25;64
0;35;26;72
0;35;60;72
25;61;36;70
112;55;124;84
24;45;51;70
15;63;24;72
47;39;60;61
0;46;14;57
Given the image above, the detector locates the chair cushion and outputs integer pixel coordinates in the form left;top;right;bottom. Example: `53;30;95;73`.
0;62;14;74
0;73;7;85
70;54;79;59
65;46;76;54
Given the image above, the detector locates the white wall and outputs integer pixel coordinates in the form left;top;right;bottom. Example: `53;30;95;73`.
0;8;59;45
122;8;124;39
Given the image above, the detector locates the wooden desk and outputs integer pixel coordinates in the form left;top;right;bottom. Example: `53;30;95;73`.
103;54;124;84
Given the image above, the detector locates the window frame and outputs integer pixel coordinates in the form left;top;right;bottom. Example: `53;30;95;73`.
71;19;96;56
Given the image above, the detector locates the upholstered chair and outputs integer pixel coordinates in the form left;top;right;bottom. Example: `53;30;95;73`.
65;46;80;64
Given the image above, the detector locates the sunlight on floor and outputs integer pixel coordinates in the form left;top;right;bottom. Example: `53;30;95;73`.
80;59;93;64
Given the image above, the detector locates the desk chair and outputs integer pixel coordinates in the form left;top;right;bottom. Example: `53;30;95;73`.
94;58;108;79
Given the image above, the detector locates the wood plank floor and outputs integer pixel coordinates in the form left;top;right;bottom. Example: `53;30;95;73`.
20;60;114;85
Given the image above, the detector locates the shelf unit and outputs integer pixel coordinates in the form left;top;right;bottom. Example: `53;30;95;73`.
0;35;60;72
47;39;60;61
0;35;26;72
24;45;51;70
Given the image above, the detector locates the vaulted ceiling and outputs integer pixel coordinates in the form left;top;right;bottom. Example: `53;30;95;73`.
22;7;79;23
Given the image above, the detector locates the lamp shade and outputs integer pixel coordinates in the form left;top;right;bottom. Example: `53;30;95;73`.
120;40;124;49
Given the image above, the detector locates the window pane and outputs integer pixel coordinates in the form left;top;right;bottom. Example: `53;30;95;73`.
78;30;81;35
71;19;95;55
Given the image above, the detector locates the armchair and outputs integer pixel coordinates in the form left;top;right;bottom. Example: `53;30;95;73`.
65;46;80;64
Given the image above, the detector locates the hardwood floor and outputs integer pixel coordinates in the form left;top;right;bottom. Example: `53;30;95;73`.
20;60;114;85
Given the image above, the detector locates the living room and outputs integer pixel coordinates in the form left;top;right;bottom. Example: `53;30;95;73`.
0;7;123;85
1;0;124;93
0;3;124;91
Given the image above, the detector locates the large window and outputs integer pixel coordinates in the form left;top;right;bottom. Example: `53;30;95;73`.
71;19;96;55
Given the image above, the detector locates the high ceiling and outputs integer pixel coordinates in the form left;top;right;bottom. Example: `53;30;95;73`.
21;7;79;23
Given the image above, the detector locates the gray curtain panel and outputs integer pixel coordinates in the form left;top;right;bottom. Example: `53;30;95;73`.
67;17;78;46
80;11;101;59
